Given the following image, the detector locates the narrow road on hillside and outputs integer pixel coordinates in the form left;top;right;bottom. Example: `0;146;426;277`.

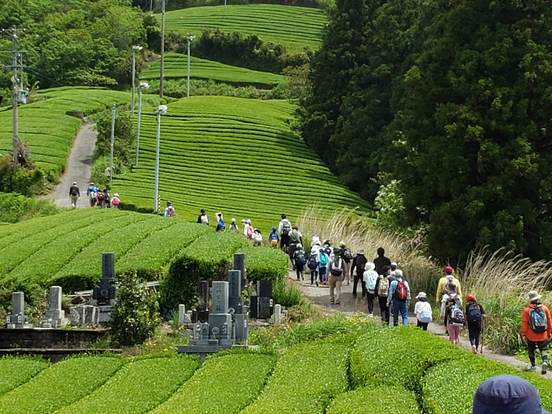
48;123;97;208
288;271;551;379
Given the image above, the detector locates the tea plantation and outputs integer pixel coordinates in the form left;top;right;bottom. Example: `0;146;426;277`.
112;96;369;230
142;53;285;87
0;322;550;413
164;4;327;53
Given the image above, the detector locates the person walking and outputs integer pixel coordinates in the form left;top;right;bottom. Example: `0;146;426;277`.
522;290;552;374
101;188;110;208
414;292;432;331
111;193;120;208
388;269;410;326
318;247;329;285
197;209;209;225
278;214;292;252
307;247;319;286
374;247;391;276
363;262;378;316
436;265;463;306
445;293;464;345
465;293;485;353
336;242;353;285
86;182;98;207
164;201;175;217
216;213;225;232
351;250;368;298
252;229;263;246
375;269;390;324
288;226;303;267
293;244;306;281
229;218;239;233
69;181;80;208
328;254;344;305
268;226;279;248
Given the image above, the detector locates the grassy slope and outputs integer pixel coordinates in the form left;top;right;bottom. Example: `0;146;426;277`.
164;4;327;53
112;96;369;231
142;53;285;87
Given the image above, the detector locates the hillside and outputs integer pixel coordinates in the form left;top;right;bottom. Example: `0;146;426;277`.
164;4;327;53
112;95;369;230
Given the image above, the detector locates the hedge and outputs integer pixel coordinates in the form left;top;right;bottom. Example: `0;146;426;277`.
0;358;50;396
327;385;420;414
153;353;274;414
160;231;249;311
242;342;349;413
241;246;288;284
58;357;199;414
0;356;124;414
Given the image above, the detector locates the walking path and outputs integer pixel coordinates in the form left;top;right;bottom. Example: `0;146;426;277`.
48;123;97;208
288;271;551;379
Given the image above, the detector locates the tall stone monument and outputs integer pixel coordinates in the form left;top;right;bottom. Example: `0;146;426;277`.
6;292;31;329
42;286;67;328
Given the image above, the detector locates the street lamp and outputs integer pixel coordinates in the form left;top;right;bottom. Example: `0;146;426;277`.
109;104;116;183
135;81;149;167
154;104;168;212
185;35;194;98
131;45;143;116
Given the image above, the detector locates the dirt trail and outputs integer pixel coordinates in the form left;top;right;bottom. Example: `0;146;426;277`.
288;271;551;379
48;123;97;208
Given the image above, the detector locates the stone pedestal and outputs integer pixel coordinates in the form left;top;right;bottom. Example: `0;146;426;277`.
6;292;31;329
43;286;67;328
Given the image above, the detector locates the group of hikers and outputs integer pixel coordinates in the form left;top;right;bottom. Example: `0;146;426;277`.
68;182;120;209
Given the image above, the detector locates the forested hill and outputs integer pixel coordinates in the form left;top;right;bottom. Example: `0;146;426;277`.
300;0;552;262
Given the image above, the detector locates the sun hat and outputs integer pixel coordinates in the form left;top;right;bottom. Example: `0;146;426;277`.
339;241;346;247
113;193;119;197
416;292;427;299
444;265;454;275
473;374;549;414
466;293;476;302
394;269;403;278
72;181;77;185
528;291;542;302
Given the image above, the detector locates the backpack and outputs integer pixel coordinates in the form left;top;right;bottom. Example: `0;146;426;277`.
450;304;465;326
355;255;367;275
394;280;408;301
467;303;482;323
377;276;389;297
166;206;175;217
364;271;378;293
418;303;433;324
281;220;291;235
295;251;306;267
319;252;329;267
307;254;318;270
269;232;279;241
289;230;301;244
529;306;548;333
342;248;353;263
331;258;343;277
70;186;79;196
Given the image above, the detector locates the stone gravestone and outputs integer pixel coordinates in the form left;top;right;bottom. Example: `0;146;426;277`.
273;304;282;325
91;253;117;323
42;286;67;328
6;292;31;329
208;281;232;347
233;253;246;292
228;270;242;314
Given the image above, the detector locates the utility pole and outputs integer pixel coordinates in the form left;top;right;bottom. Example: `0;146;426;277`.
110;104;116;184
131;46;143;116
159;0;166;99
154;105;167;212
186;35;194;98
135;82;149;167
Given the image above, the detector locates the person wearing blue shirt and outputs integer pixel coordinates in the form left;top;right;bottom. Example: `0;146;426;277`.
387;269;411;326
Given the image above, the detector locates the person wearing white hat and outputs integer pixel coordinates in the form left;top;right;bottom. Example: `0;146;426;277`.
522;290;552;374
414;292;432;331
69;181;80;208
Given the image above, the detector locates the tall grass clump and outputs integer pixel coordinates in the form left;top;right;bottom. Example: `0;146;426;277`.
297;207;440;298
459;248;552;354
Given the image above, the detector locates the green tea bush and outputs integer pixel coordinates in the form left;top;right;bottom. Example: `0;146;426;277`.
58;357;199;414
241;341;349;413
0;358;50;396
272;280;302;307
161;232;248;311
153;353;274;414
0;193;57;223
242;246;288;284
0;356;124;414
327;385;420;414
351;328;464;391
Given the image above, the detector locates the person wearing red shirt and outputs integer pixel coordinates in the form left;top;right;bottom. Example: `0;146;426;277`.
521;290;552;374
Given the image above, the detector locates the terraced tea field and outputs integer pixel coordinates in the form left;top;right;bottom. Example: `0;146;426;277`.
0;88;131;175
142;53;285;87
112;96;369;230
164;4;327;53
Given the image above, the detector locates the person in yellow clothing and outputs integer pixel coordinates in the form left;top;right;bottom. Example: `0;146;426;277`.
435;265;463;305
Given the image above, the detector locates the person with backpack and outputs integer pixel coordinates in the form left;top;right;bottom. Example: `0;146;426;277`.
318;248;329;285
445;293;464;345
86;182;98;207
101;188;110;208
328;254;344;305
465;293;485;353
351;250;368;298
242;219;254;239
307;248;319;286
268;226;279;247
111;193;120;208
522;290;552;374
335;242;353;285
278;214;292;251
252;229;263;246
288;226;303;266
164;201;175;217
374;247;391;276
229;218;239;233
197;209;209;225
363;262;378;316
414;292;432;331
69;181;80;208
293;244;306;281
440;281;462;321
375;268;391;324
96;189;105;207
436;265;463;306
388;269;411;326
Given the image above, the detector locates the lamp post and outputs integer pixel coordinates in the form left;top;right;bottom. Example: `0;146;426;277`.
135;81;149;167
110;104;116;184
131;45;143;116
186;35;194;98
154;104;168;212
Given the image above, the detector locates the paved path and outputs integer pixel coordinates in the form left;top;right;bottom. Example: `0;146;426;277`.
288;270;551;379
48;123;97;208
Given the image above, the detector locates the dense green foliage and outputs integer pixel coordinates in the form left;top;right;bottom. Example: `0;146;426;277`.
0;358;49;396
112;96;369;231
241;246;288;283
0;192;57;223
242;341;349;413
153;353;274;414
0;356;123;414
301;0;552;261
327;385;420;414
59;357;199;414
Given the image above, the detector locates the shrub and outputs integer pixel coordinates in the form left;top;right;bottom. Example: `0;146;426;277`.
272;280;302;307
153;353;274;414
0;193;57;223
0;155;46;196
0;356;124;414
58;357;199;414
160;232;248;311
241;341;349;413
0;357;50;396
327;385;420;414
110;272;160;346
242;246;288;284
